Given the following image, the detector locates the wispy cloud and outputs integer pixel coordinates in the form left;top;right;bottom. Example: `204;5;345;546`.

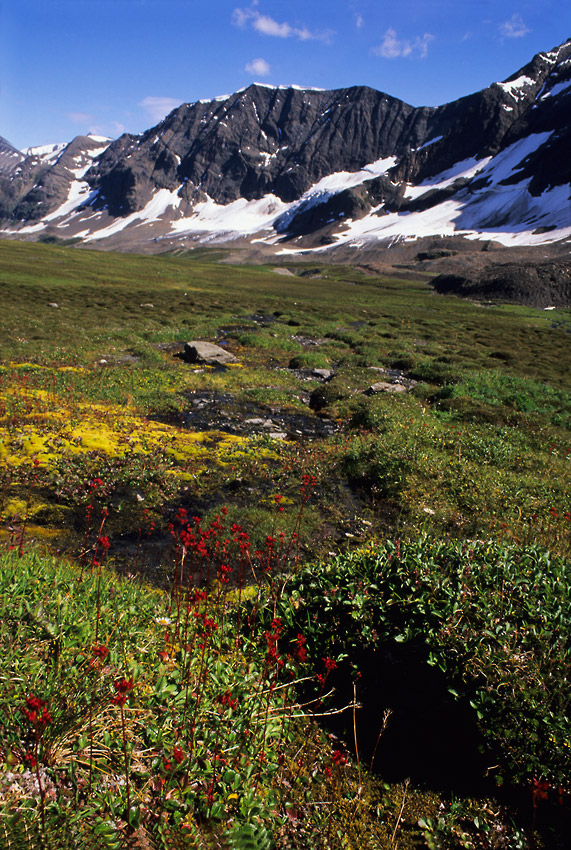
372;27;434;59
68;111;95;125
233;6;334;43
355;14;364;29
139;96;181;122
499;14;530;39
245;57;271;76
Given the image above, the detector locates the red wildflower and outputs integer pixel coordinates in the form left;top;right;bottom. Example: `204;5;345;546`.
217;690;238;711
92;644;109;660
112;677;134;706
294;633;308;664
24;752;38;769
332;749;347;766
22;694;52;729
532;778;550;804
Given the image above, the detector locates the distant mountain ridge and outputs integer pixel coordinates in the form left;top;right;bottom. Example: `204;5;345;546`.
0;38;570;256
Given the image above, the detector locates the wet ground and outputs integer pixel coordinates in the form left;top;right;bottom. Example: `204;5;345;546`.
177;390;339;440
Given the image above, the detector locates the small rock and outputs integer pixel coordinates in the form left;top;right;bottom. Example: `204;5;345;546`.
312;368;333;380
365;381;408;395
47;302;59;309
140;303;154;308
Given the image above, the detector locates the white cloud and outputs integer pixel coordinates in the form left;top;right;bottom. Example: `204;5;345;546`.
253;14;292;37
139;96;181;122
499;14;530;39
245;57;271;76
232;7;252;28
355;14;364;29
372;27;434;59
233;6;334;43
68;111;95;125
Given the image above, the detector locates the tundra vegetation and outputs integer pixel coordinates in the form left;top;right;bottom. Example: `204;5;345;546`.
0;239;570;849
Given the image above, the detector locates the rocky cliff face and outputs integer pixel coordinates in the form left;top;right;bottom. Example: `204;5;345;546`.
0;136;110;224
0;136;24;176
1;39;569;253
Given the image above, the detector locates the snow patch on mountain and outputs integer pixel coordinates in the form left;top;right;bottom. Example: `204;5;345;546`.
416;135;444;151
540;79;571;99
166;157;397;240
404;156;492;200
25;142;67;162
85;188;182;241
310;157;397;193
496;75;535;98
169;195;287;238
276;134;570;255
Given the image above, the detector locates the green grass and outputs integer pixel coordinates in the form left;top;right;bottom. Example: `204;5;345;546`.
1;239;570;847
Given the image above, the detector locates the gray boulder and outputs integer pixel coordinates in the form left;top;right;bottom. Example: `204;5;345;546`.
183;341;238;365
365;381;407;395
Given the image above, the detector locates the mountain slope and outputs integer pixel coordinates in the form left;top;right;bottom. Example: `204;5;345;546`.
1;39;569;254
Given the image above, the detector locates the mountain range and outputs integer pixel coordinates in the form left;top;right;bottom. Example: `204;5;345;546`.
0;38;570;266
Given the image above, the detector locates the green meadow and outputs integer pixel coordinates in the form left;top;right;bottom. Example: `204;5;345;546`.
0;239;570;848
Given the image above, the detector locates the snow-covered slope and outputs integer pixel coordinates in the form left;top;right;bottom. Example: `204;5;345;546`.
1;40;569;253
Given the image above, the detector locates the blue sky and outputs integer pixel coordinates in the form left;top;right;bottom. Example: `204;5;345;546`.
2;0;570;150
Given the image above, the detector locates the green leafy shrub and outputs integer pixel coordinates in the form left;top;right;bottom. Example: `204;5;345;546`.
275;538;571;791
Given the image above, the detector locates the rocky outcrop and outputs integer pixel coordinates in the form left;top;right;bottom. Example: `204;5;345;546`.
432;259;571;307
0;135;109;223
0;136;24;175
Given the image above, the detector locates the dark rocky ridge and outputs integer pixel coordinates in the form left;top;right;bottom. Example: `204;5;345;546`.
0;136;24;175
0;38;569;258
432;259;571;307
0;136;109;222
84;38;571;220
86;84;444;217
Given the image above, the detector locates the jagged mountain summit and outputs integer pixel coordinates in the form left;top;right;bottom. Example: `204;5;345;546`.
1;38;570;258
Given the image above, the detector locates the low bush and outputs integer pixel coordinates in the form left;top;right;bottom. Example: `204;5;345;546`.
275;538;571;794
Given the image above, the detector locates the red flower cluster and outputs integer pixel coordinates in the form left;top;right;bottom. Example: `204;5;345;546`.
532;778;550;804
92;644;109;660
217;563;232;584
24;752;38;769
217;689;238;711
294;633;308;664
332;749;347;766
112;677;134;706
264;618;284;669
22;694;52;729
197;614;218;648
300;474;318;504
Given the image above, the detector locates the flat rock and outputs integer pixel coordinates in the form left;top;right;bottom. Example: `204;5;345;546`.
313;368;333;380
365;381;407;395
183;341;238;365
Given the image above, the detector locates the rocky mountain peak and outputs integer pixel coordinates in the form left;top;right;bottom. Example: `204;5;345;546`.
1;39;569;257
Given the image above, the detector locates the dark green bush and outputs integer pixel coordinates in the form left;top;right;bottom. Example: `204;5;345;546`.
276;538;571;791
